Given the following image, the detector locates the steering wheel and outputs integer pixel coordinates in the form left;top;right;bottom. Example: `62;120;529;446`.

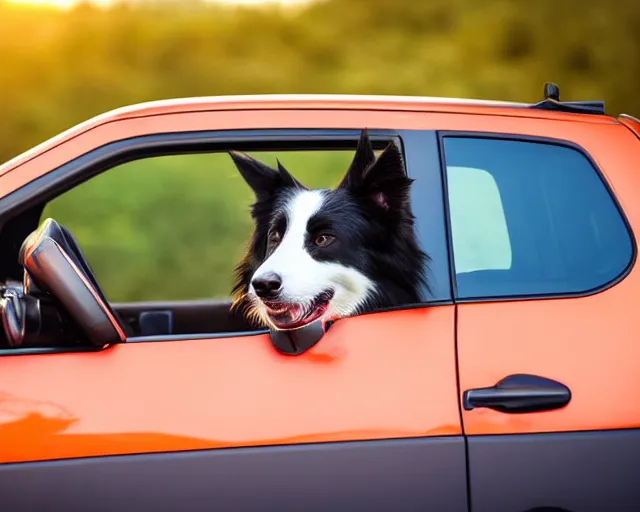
1;218;127;348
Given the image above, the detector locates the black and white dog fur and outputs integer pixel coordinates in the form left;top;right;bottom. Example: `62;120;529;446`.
229;129;428;331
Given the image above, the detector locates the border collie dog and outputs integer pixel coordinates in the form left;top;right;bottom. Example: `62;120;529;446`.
230;129;428;331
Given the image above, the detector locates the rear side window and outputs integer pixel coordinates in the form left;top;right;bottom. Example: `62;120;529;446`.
443;136;634;299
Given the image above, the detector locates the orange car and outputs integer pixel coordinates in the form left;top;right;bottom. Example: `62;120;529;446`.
0;83;639;511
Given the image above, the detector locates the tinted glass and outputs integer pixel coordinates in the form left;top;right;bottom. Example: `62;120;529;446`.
443;137;633;299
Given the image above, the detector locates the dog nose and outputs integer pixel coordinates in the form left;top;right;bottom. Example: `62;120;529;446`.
252;273;282;299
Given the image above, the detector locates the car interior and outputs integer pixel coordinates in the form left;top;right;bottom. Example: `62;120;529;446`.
0;215;261;351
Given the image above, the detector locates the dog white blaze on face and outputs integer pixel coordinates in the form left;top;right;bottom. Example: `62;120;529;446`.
249;189;375;329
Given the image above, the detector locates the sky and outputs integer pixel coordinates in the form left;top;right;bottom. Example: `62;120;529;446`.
6;0;312;9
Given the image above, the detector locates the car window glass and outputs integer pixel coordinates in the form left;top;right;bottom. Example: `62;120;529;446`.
443;137;633;299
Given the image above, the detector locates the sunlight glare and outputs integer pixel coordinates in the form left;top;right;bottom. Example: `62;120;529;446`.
6;0;311;8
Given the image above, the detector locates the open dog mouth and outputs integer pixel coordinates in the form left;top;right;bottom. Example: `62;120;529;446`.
261;290;334;330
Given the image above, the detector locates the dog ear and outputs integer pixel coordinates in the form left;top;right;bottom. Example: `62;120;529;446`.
337;129;376;190
361;141;412;212
229;151;303;200
340;137;412;212
276;158;306;189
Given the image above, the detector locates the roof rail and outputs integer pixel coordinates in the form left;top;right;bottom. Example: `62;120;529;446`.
530;82;606;115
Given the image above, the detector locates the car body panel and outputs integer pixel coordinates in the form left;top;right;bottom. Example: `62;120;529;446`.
0;306;460;463
456;125;640;435
446;111;640;510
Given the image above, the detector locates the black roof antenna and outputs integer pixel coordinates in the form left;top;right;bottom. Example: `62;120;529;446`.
530;82;606;115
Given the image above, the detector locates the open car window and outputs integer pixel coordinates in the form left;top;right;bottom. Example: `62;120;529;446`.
41;150;356;304
0;129;438;352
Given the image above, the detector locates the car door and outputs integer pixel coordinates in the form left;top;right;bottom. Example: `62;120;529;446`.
0;110;467;511
441;120;640;512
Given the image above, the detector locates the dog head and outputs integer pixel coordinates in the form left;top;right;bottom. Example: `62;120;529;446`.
230;129;426;330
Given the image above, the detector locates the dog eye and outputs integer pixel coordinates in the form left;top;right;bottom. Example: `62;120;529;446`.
314;234;335;247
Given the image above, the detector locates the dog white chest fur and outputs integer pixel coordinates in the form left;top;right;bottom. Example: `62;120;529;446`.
249;189;375;324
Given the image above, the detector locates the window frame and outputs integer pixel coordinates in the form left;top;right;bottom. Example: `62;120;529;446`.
437;130;637;303
0;128;452;356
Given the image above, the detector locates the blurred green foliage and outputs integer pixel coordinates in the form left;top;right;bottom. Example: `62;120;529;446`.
41;150;355;301
3;0;640;302
1;0;639;164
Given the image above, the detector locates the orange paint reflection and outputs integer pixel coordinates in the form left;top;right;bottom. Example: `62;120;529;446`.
0;307;461;463
0;390;459;463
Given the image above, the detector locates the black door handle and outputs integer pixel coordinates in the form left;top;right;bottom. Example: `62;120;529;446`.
463;374;571;414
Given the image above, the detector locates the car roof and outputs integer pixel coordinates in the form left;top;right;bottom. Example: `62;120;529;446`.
0;93;618;175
